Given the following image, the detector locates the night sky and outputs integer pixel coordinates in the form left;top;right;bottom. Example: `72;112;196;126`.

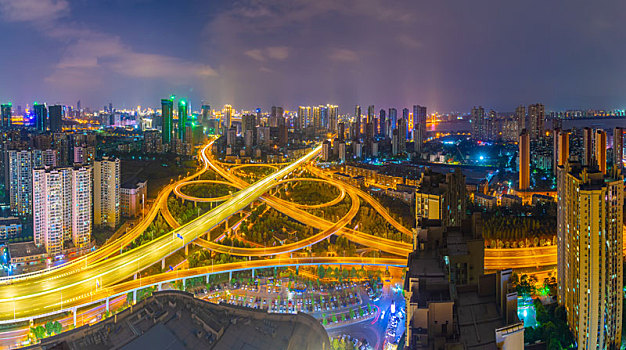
1;0;625;113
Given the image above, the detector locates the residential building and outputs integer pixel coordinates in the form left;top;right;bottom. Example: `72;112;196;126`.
94;157;120;228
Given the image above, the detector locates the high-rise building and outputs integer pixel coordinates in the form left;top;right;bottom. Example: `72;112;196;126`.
582;127;593;167
242;114;256;132
518;129;530;190
614;127;624;169
223;104;233;131
528;103;545;140
297;106;310;130
200;104;211;125
413;105;427;153
354;105;361;140
378;109;386;138
48;105;63;133
471;106;485;140
328;104;338;132
415;168;466;228
557;162;623;349
595;129;607;174
553;129;569;175
515;105;525;135
270;106;283;128
33;166;92;254
367;105;375;124
1;103;11;129
8;150;34;216
161;98;174;145
178;100;188;141
94;157;120;229
34;103;47;132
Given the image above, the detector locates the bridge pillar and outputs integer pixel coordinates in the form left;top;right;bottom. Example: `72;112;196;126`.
73;307;77;327
206;274;210;283
162;259;165;270
158;283;162;291
106;298;110;312
185;244;188;256
252;269;255;278
229;271;232;282
134;273;137;280
133;289;137;304
182;278;186;290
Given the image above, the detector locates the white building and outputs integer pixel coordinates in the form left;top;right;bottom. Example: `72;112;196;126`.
33;166;92;255
94;157;120;229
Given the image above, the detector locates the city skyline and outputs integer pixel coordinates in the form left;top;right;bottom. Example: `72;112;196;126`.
2;1;626;112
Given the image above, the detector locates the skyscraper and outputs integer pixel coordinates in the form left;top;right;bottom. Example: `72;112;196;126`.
223;104;233;131
200;104;211;125
515;105;525;135
553;129;569;175
34;103;47;132
94;157;120;229
297;106;311;130
595;129;607;174
518;129;530;190
328;104;338;132
379;109;386;138
614;127;624;169
402;108;409;139
471;106;485;140
557;162;623;349
388;108;397;133
270;106;283;128
1;103;11;129
48;105;63;133
161;98;174;145
178;100;188;141
528;103;545;140
8;150;35;216
354;105;361;140
413;105;427;153
367;105;375;124
582;127;593;167
71;166;92;248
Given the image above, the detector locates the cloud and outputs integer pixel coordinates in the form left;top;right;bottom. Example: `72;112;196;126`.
245;46;289;61
0;0;68;23
329;48;358;62
397;35;423;49
266;46;289;60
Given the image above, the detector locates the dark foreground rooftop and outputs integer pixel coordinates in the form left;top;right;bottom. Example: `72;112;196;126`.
28;290;329;350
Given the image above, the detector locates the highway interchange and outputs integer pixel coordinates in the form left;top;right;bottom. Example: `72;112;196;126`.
0;137;570;339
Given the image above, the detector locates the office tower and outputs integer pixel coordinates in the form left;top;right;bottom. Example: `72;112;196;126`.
223;104;233;130
226;127;236;146
256;126;270;147
328;104;338;132
515;105;525;136
365;122;374;154
595;129;607;174
201;104;211;125
614;127;624;169
161;98;174;145
270;106;283;128
553;129;569;175
413;105;427;153
388;108;398;131
379;109;386;138
319;105;328;130
582;127;593;166
338;142;346;162
392;129;400;155
94;157;120;229
278;117;288;146
242;114;256;132
471;106;485;140
34;103;48;132
354;105;361;140
1;103;11;129
8;150;36;216
402;108;409;139
557;162;623;349
528;103;545;140
178;100;188;141
109;102;113;114
518;129;530;190
48;105;63;133
367;105;375;124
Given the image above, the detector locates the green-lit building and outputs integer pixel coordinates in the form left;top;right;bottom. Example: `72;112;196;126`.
178;99;188;141
161;98;174;145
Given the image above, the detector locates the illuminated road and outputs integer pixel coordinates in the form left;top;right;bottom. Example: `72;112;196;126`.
0;142;323;322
